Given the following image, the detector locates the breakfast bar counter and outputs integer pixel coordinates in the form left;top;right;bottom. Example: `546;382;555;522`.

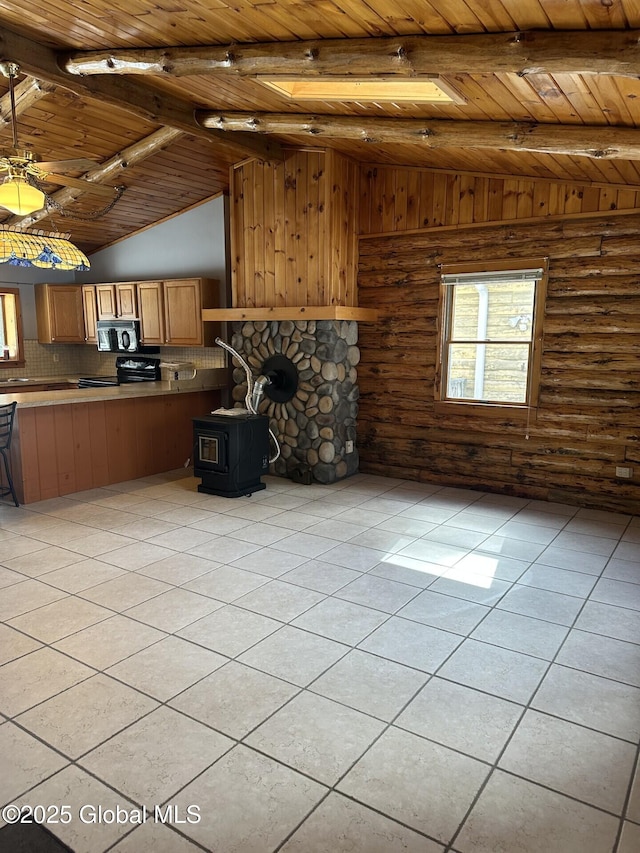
0;369;229;407
2;372;229;504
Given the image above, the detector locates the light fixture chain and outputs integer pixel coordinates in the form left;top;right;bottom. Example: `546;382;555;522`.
25;173;126;220
7;67;18;149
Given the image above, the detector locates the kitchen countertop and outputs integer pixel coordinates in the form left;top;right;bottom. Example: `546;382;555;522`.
0;375;77;385
0;369;229;408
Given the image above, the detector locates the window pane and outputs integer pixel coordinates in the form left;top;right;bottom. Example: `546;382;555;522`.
447;343;531;403
0;296;6;349
0;290;22;362
451;281;535;342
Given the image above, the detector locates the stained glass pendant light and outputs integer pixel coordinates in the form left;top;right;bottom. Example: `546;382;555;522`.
0;225;90;270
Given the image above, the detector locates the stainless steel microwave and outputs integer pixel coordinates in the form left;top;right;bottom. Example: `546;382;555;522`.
96;320;141;352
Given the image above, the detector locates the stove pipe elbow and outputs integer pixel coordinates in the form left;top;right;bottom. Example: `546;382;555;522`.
250;374;272;411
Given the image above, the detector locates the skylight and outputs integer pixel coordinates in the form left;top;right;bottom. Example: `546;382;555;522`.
259;78;466;104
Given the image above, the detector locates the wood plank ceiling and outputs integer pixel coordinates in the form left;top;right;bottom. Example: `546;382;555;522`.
1;0;640;252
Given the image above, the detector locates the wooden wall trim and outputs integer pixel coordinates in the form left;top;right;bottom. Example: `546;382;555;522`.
203;306;379;321
92;191;225;253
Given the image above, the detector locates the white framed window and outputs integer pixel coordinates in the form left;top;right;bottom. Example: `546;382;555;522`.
436;258;548;412
0;287;25;367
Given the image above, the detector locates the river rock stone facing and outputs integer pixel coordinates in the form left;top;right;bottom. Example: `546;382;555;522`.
230;320;359;483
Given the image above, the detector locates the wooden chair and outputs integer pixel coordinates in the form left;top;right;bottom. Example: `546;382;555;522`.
0;402;19;506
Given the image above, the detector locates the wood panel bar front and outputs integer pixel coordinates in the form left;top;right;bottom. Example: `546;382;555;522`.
9;390;220;504
72;403;99;493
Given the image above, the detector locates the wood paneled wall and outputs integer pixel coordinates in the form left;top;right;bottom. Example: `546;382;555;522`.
357;212;640;513
231;149;359;308
10;391;218;504
359;166;640;235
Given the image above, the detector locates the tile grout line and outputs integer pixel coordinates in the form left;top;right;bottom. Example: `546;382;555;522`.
441;561;633;853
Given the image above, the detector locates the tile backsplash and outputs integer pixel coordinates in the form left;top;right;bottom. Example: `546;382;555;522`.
0;340;225;379
1;340;82;378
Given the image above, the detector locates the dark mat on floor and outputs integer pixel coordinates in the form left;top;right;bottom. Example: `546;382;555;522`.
0;820;74;852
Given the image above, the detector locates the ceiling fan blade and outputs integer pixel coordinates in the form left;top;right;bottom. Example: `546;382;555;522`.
40;173;119;197
37;158;99;172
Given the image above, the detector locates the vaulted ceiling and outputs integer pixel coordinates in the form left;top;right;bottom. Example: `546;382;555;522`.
2;0;640;253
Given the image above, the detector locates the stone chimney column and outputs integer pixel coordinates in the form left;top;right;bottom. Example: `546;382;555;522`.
230;319;360;484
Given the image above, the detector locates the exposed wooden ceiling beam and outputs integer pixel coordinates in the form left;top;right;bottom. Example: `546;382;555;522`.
12;126;184;227
0;25;283;162
0;76;56;135
197;111;640;161
62;30;640;79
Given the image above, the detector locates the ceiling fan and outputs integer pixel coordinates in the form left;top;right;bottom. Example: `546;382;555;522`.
0;60;121;216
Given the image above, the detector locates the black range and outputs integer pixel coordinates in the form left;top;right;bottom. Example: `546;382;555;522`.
78;356;161;388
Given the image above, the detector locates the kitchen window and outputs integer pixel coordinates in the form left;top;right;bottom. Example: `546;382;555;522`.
436;259;548;413
0;287;25;367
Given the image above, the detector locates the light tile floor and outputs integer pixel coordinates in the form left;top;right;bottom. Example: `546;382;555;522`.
1;470;639;853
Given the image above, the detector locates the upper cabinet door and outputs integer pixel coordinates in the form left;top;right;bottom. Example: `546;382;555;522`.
137;281;165;344
82;286;98;343
35;285;85;343
116;283;138;319
163;278;203;346
96;285;117;319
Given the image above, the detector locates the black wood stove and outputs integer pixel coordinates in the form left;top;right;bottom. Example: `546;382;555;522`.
193;412;270;498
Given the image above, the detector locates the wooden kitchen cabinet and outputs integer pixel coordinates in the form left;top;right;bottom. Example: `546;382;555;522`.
136;277;219;346
95;284;116;318
137;281;164;345
35;284;85;343
95;282;138;319
82;285;98;343
164;278;213;346
36;278;219;348
117;283;137;318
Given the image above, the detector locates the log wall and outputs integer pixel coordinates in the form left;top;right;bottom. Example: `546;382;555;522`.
231;149;359;308
357;212;640;513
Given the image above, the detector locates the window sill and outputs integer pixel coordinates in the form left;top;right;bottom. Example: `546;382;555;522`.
434;400;535;420
0;361;26;370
